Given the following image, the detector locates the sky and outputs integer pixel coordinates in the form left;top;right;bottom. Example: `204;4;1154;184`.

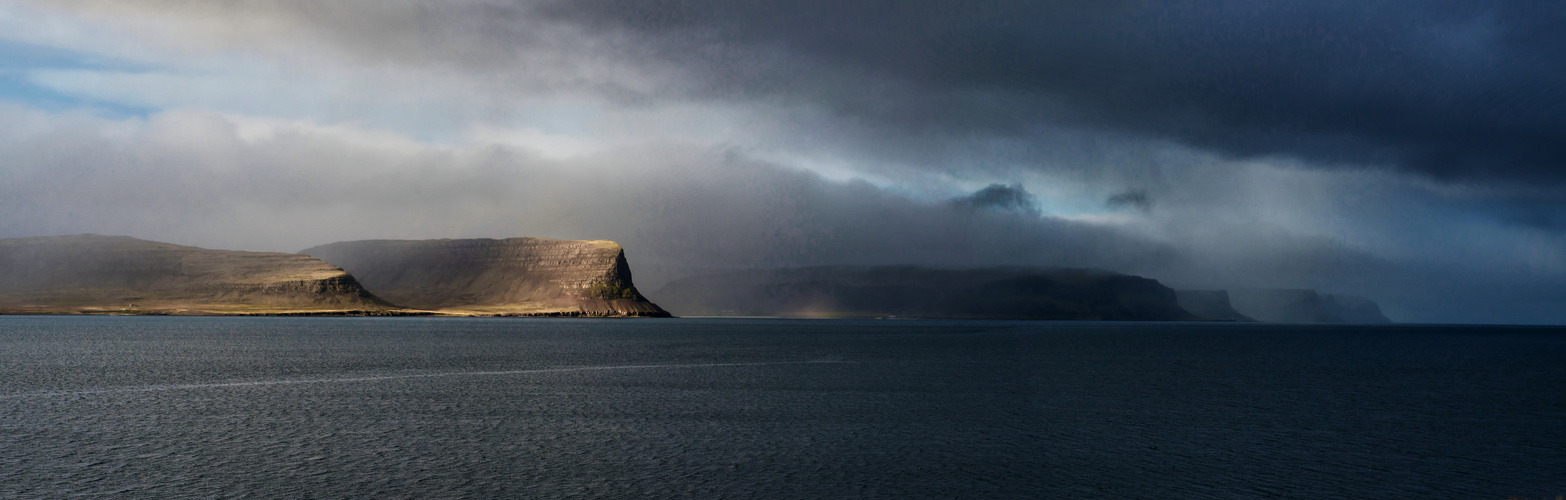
1;0;1563;324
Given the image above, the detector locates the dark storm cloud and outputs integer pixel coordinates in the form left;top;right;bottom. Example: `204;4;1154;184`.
37;1;1565;182
536;0;1566;182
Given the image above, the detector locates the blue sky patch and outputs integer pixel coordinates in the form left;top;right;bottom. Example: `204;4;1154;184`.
0;38;153;117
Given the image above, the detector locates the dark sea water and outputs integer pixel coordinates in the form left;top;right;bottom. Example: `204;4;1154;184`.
0;317;1562;499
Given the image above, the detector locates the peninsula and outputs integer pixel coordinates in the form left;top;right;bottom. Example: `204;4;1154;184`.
301;238;670;317
0;234;1387;321
0;235;396;315
0;234;670;317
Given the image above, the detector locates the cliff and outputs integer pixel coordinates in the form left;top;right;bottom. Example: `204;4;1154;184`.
1227;288;1392;323
300;238;669;317
649;266;1200;320
1174;290;1256;322
0;235;396;315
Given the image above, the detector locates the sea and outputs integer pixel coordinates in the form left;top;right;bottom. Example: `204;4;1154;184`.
0;316;1561;499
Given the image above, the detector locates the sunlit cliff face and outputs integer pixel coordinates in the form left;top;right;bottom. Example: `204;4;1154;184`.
1;1;1564;323
300;237;669;316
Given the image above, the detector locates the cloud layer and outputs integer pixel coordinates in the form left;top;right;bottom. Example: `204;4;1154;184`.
22;1;1566;180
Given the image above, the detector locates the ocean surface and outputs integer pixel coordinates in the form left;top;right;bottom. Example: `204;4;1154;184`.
0;317;1561;499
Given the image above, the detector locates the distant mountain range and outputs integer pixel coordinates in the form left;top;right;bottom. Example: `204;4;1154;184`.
0;235;1389;322
649;266;1199;320
648;266;1393;323
0;235;666;317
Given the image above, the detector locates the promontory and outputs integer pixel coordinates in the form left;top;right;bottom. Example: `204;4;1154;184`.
0;234;395;315
301;237;670;317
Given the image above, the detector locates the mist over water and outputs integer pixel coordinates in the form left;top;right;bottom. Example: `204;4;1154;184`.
1;316;1562;498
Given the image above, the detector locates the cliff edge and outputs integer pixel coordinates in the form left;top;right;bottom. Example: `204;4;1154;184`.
0;235;395;315
300;238;669;317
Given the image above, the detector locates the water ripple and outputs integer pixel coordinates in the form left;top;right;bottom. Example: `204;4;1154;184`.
0;360;845;400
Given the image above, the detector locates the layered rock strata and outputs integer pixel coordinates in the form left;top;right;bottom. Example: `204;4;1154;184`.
0;235;395;315
300;238;669;317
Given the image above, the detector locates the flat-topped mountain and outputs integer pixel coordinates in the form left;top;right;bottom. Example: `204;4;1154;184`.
300;238;669;317
0;235;395;315
650;266;1199;320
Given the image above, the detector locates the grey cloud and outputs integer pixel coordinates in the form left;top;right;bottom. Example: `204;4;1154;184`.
2;106;1563;322
32;1;1566;184
19;0;674;101
0;107;1177;288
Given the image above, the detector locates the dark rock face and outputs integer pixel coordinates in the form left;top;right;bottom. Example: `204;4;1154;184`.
1227;288;1392;323
1175;290;1255;322
649;266;1199;320
300;238;669;317
0;234;393;314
